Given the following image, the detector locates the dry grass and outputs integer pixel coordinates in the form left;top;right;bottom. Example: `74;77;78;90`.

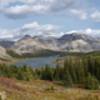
0;78;100;100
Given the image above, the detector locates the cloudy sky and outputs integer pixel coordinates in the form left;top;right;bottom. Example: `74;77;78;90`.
0;0;100;39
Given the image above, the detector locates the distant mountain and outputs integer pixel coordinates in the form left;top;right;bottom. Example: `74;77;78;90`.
58;33;94;42
58;33;100;52
19;35;32;41
0;40;15;48
0;33;100;57
10;35;59;55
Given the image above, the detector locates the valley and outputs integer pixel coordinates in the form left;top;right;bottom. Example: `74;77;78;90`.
0;33;100;100
0;52;100;100
0;0;100;99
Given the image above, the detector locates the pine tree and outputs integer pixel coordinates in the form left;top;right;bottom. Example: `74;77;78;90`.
85;73;99;90
41;65;53;81
63;70;73;87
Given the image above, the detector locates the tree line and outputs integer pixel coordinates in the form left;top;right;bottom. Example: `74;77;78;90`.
35;56;100;90
0;55;100;90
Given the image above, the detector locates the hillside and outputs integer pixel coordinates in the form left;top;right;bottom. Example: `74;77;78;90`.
0;46;12;63
0;78;100;100
0;51;99;100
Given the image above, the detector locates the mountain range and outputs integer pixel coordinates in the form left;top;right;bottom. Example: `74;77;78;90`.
0;32;100;60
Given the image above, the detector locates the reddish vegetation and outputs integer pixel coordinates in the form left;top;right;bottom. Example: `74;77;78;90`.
0;77;25;91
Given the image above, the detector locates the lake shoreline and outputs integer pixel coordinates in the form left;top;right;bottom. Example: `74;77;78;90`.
11;56;58;68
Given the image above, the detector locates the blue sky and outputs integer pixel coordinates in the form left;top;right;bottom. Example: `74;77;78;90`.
0;0;100;39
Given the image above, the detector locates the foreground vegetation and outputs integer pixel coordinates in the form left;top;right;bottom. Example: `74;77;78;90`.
0;78;100;100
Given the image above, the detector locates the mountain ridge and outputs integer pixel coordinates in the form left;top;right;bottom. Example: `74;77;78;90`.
0;33;100;58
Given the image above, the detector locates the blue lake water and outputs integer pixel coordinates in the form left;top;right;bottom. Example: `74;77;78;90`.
15;56;58;68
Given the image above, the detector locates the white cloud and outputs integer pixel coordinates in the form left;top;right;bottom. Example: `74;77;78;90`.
0;0;14;4
91;10;100;22
20;21;58;36
0;21;59;39
0;24;100;40
70;9;87;20
85;28;100;35
3;5;33;15
22;22;40;29
85;28;92;34
69;9;100;22
1;0;100;23
22;21;57;31
0;29;14;39
66;28;100;36
2;4;49;16
0;0;75;18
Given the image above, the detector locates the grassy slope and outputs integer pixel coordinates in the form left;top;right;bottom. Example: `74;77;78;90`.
0;78;99;100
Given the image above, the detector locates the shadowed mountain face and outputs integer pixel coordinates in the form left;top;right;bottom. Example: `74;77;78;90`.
58;33;93;42
57;33;100;52
0;33;100;57
0;41;15;48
